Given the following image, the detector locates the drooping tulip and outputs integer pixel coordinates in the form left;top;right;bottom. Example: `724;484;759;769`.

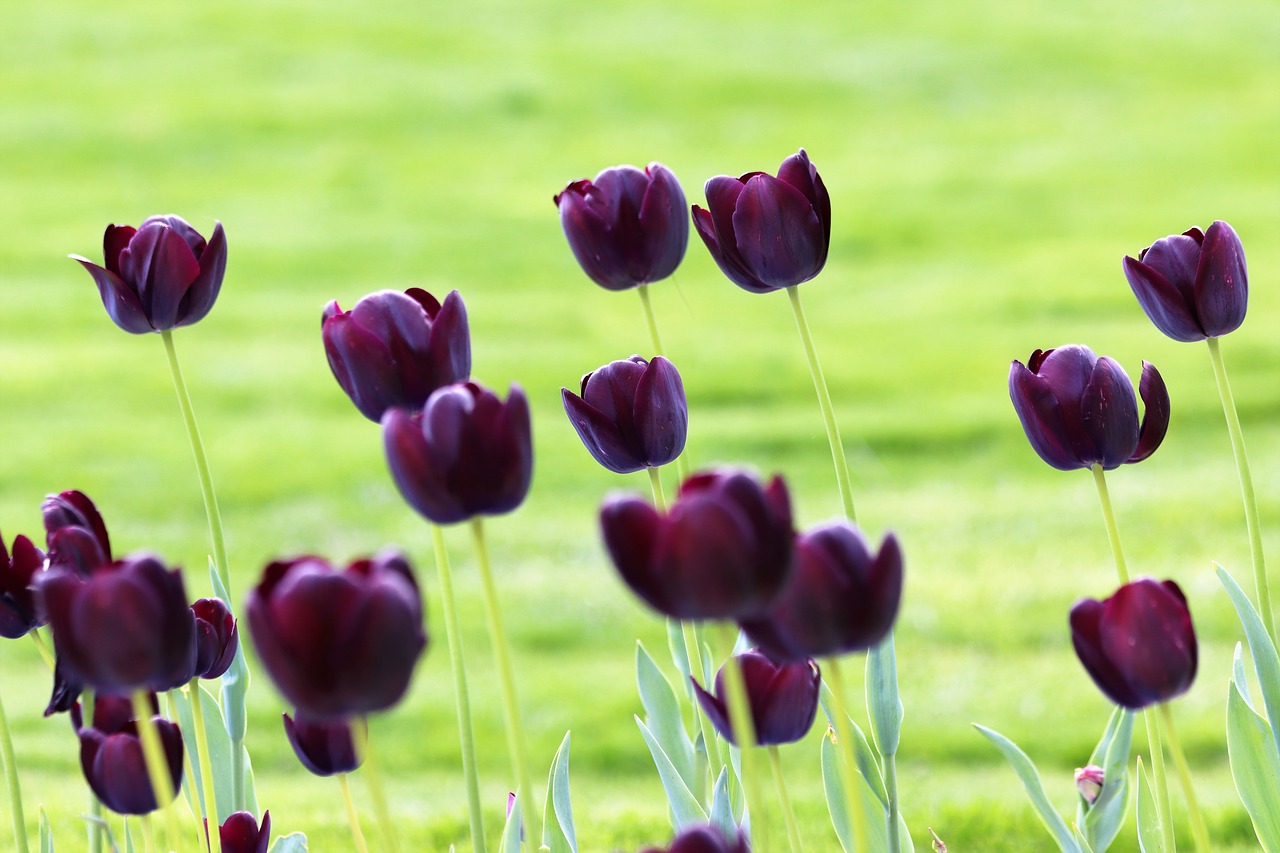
562;355;687;474
192;597;239;680
43;489;112;573
1123;221;1247;342
282;712;365;776
73;693;184;815
692;650;820;747
0;532;46;639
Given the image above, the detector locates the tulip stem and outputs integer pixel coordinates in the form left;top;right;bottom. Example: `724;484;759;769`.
27;629;53;671
140;815;156;853
0;689;29;853
680;620;724;801
1159;704;1209;851
647;467;667;513
786;286;856;523
83;690;105;853
359;732;401;853
768;746;804;853
638;286;689;483
1091;465;1130;585
716;623;766;848
471;518;535;851
338;773;370;853
431;524;487;853
185;680;222;853
1206;336;1274;642
1142;707;1178;852
131;690;181;853
823;658;871;853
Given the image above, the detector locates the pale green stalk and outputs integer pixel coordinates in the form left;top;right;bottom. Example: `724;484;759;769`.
83;689;104;853
184;681;222;853
681;620;724;801
1159;704;1209;850
1091;465;1130;584
338;774;370;853
27;629;53;670
716;623;766;848
0;690;29;853
647;467;666;512
823;659;871;853
141;814;156;853
130;690;181;853
359;732;401;853
638;285;689;482
767;745;804;853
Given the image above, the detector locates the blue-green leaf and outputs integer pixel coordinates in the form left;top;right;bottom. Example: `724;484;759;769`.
1135;757;1164;853
1235;643;1257;712
709;767;736;840
1079;707;1133;852
636;716;708;829
821;726;890;853
1227;677;1280;851
1217;564;1280;758
636;642;698;800
267;834;309;852
974;724;1080;853
541;732;576;853
500;794;522;853
667;619;692;691
171;683;236;823
818;682;887;807
39;806;52;853
867;635;902;758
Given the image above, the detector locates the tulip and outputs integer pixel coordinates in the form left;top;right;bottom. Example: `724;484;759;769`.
562;355;688;474
72;693;183;815
1075;764;1105;806
555;163;688;291
0;532;46;639
692;650;820;747
192;597;239;680
741;522;902;661
38;554;196;694
44;658;82;716
282;712;365;776
218;811;272;853
246;551;427;719
383;382;533;525
1009;345;1169;472
72;215;227;334
1123;221;1247;342
639;825;751;853
43;489;112;572
600;468;794;620
1069;577;1197;709
322;288;471;422
692;148;830;294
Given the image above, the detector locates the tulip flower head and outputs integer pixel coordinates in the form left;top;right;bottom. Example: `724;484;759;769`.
639;824;751;853
1123;221;1247;342
562;355;688;474
218;811;272;853
1009;345;1169;472
322;288;471;422
555;163;689;291
192;597;239;680
693;148;831;293
1075;764;1105;806
72;215;227;333
43;489;112;574
73;693;184;815
283;712;365;777
692;650;820;747
0;532;46;639
1069;577;1197;710
600;468;795;620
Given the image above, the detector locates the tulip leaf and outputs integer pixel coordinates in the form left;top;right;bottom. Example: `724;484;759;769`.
1073;826;1097;853
1227;677;1280;851
821;726;891;853
1135;757;1164;853
39;805;52;853
636;642;698;800
819;682;888;807
124;819;135;853
1234;643;1257;711
541;731;576;853
1217;564;1280;758
709;767;737;840
666;619;692;693
500;794;522;853
171;683;236;824
635;716;708;829
268;834;309;852
1079;707;1134;853
867;634;903;758
973;724;1081;853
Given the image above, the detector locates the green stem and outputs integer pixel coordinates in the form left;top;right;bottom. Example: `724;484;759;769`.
647;467;667;512
638;285;689;483
768;746;804;853
185;681;222;853
141;814;156;853
130;691;181;853
1143;707;1177;852
883;747;901;851
360;731;401;853
786;286;856;523
1091;465;1130;585
83;690;105;853
1159;704;1209;851
338;774;370;853
27;629;53;671
161;330;229;596
0;690;29;853
680;620;724;802
716;623;766;848
1207;336;1274;641
471;518;534;851
823;658;871;853
431;525;487;853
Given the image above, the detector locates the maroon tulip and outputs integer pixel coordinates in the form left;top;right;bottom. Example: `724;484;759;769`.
322;288;471;422
0;532;46;639
72;215;227;333
600;469;795;620
192;597;239;680
43;489;112;573
640;825;751;853
73;693;184;815
218;811;272;853
1009;346;1169;472
246;551;427;719
555;163;688;291
283;712;365;776
1070;577;1197;709
38;554;196;694
1123;221;1247;342
692;650;820;747
383;382;534;525
692;149;830;294
741;522;902;661
562;355;688;474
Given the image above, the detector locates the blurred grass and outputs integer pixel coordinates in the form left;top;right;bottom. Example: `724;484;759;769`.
1;0;1279;848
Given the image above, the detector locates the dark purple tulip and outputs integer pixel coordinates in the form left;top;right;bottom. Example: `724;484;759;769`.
219;811;272;853
43;489;112;572
72;215;227;334
555;163;688;291
282;712;365;776
741;522;902;661
192;598;239;680
1009;345;1169;472
692;650;820;746
1070;577;1197;709
1123;221;1248;342
639;825;751;853
38;554;196;694
562;355;688;474
600;469;794;620
383;382;534;525
246;551;427;719
44;658;82;716
322;288;471;422
0;533;46;639
73;693;184;815
692;149;831;294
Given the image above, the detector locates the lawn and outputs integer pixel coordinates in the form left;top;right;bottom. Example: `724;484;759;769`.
2;0;1279;849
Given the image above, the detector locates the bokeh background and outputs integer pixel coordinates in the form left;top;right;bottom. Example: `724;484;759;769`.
3;0;1279;849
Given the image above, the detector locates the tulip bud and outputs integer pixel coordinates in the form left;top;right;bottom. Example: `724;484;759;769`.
192;597;239;680
639;824;751;853
562;355;688;474
692;650;820;747
1123;221;1247;342
282;712;365;776
73;693;184;815
218;811;271;853
1075;764;1105;805
71;215;227;333
0;532;46;639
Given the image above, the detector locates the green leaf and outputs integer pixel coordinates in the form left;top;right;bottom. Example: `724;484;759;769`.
636;642;698;800
1217;565;1280;758
39;805;52;853
974;724;1080;853
818;682;888;807
171;683;236;823
210;561;251;745
500;794;522;853
1234;643;1257;712
267;834;309;852
1080;707;1133;853
667;619;692;691
867;635;903;757
821;726;890;853
635;716;708;829
1135;757;1164;853
541;731;576;853
708;767;736;840
1227;678;1280;851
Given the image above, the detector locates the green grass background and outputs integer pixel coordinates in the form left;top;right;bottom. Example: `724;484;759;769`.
2;0;1279;849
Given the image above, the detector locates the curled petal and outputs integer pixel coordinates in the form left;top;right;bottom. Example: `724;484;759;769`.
1129;361;1170;464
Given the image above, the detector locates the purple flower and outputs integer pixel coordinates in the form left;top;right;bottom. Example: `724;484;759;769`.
322;288;471;422
72;215;227;333
383;382;534;525
639;825;751;853
0;532;46;639
562;355;687;474
192;598;239;680
218;811;272;853
741;522;902;661
1076;765;1105;806
692;149;830;293
1123;221;1247;342
692;650;820;747
1070;577;1197;709
555;163;688;291
43;489;112;573
246;551;427;719
600;469;794;620
282;712;365;776
73;693;184;815
1009;345;1169;472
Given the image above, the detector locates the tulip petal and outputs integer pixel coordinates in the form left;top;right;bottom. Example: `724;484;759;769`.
731;174;825;290
177;220;227;328
383;407;466;524
697;177;773;292
120;223;201;331
562;388;644;474
691;677;733;745
1122;249;1205;342
637;163;689;283
103;225;137;277
1080;357;1140;470
1195;220;1248;337
425;290;472;389
600;496;667;612
757;658;820;746
73;258;155;334
1010;360;1080;471
1129;361;1170;464
325;313;401;422
1070;598;1145;708
633;356;688;468
1100;580;1197;706
776;149;831;250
